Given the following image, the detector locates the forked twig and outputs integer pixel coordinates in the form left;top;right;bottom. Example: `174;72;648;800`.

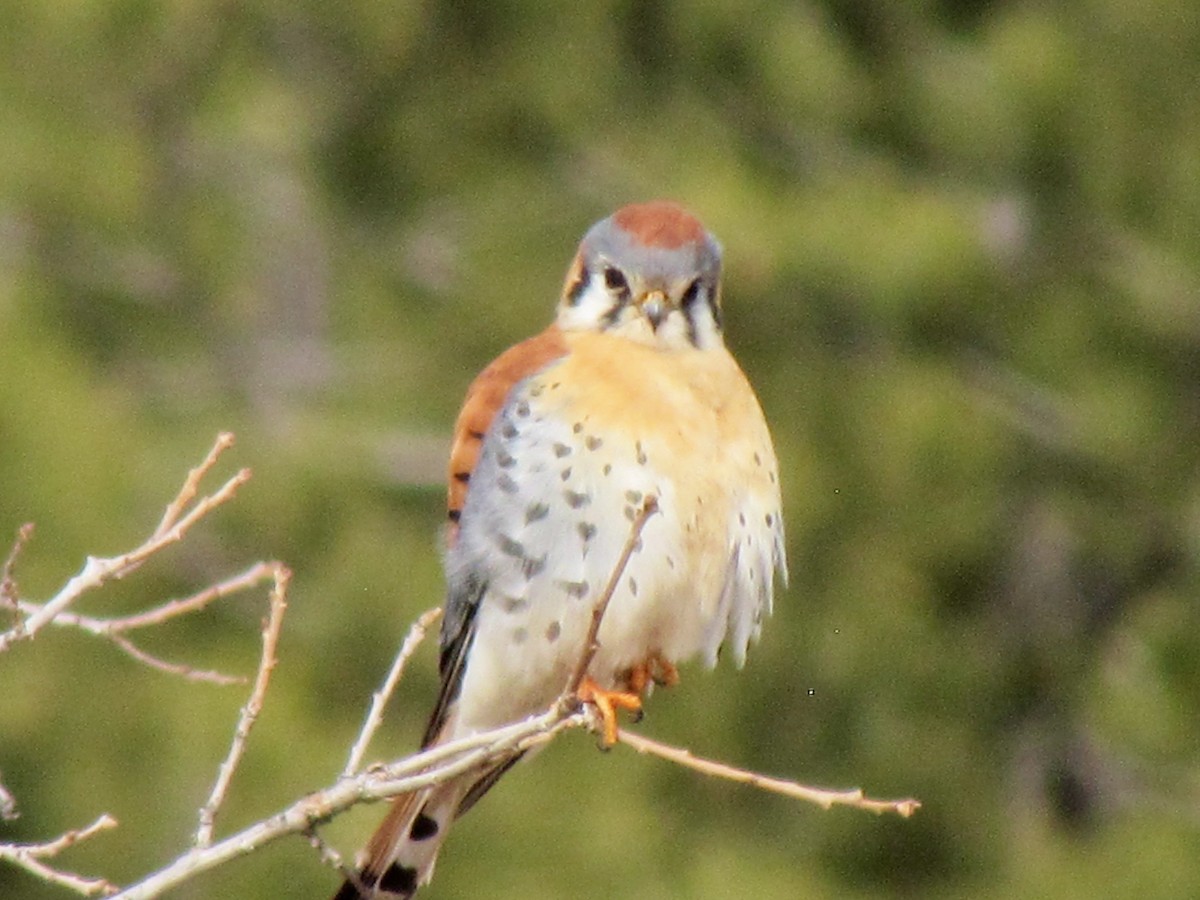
0;434;250;653
0;814;119;897
616;728;921;818
564;495;659;697
343;606;443;778
195;564;291;847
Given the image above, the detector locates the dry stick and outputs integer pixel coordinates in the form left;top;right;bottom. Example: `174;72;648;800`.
155;432;235;537
18;562;284;685
0;814;119;897
343;606;444;778
563;495;659;698
0;464;251;653
194;565;292;847
616;728;921;818
1;523;34;625
0;773;17;822
114;708;590;900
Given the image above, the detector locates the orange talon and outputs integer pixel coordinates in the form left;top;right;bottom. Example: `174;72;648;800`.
648;653;679;688
577;675;643;746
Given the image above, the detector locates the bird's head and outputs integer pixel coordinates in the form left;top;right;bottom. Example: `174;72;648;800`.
557;201;724;351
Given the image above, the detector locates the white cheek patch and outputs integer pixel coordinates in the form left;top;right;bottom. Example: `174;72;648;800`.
557;279;622;332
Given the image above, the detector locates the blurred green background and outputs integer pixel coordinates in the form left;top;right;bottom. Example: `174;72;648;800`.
2;1;1198;898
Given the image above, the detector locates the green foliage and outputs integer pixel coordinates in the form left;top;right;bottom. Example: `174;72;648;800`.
2;1;1197;897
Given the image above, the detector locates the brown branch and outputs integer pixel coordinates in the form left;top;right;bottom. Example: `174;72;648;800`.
0;772;17;822
564;495;658;697
17;562;284;684
0;435;251;653
1;523;35;627
195;564;291;847
154;432;235;537
343;606;443;778
0;814;119;897
616;728;921;818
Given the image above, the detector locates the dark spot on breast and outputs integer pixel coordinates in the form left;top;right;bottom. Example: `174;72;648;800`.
453;471;470;483
525;502;550;523
496;450;516;468
380;864;418;894
564;489;590;508
624;505;636;521
530;384;544;398
546;621;562;642
738;512;746;526
628;577;638;596
753;452;762;466
560;467;573;481
666;555;675;569
556;579;589;599
468;429;486;441
553;442;572;458
636;441;648;465
516;401;531;418
625;490;643;504
502;595;529;613
523;554;547;579
577;522;597;542
410;812;439;841
501;422;518;439
497;473;519;493
573;422;584;434
512;627;528;644
585;435;603;451
765;513;774;526
769;471;777;484
498;535;525;558
603;463;612;476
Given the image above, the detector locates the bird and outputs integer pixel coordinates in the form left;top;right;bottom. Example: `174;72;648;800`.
333;200;787;899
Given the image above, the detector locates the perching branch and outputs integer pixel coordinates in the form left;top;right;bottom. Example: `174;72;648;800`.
0;815;119;897
616;728;920;818
2;435;920;900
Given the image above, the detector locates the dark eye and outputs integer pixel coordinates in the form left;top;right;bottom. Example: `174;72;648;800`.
603;267;629;293
681;279;702;307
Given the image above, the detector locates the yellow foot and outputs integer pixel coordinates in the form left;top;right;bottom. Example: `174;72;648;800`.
577;675;643;747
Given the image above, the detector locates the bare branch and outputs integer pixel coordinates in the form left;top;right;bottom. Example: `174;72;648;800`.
155;432;236;537
0;814;119;897
0;435;251;654
195;564;291;847
616;728;921;818
16;563;284;684
564;495;658;697
343;606;443;778
1;523;35;627
0;772;17;822
114;707;590;900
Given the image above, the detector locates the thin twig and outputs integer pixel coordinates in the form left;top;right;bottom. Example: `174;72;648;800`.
114;707;591;900
564;495;658;696
15;562;283;685
155;433;236;537
195;564;291;847
616;728;921;818
1;523;35;627
0;814;119;897
343;606;443;778
0;772;17;822
0;440;251;654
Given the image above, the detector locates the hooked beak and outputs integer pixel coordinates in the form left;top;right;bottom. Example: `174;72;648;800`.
638;290;668;331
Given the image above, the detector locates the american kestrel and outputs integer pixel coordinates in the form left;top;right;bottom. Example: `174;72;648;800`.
334;201;787;899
